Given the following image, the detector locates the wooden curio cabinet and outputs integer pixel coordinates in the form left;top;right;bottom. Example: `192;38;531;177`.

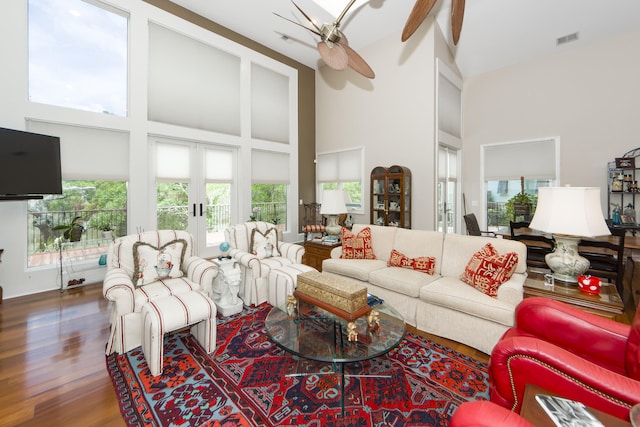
370;165;411;228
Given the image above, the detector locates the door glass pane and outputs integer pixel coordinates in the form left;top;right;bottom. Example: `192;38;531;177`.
251;184;287;229
205;183;231;247
157;182;189;230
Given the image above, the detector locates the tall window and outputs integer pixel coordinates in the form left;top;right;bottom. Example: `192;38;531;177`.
316;148;363;212
28;0;128;116
483;138;558;230
252;150;289;228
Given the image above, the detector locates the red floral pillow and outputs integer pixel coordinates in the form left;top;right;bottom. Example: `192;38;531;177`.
388;249;436;275
461;243;518;297
340;227;376;260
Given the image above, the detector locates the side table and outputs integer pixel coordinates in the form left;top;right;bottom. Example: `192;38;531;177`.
211;257;243;316
524;276;624;320
302;241;341;272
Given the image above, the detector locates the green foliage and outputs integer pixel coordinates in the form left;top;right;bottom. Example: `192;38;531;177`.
505;192;537;220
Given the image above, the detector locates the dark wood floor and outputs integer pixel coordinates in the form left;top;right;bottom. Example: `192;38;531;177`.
1;281;634;427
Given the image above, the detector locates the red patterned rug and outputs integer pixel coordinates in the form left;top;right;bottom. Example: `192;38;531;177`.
106;304;488;426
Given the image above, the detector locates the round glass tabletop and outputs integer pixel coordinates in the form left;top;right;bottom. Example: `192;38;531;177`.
265;300;406;364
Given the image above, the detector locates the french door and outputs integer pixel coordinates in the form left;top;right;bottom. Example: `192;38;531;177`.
437;146;459;233
154;139;236;258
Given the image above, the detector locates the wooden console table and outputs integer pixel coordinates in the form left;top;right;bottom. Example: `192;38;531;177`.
302;241;341;272
524;276;624;320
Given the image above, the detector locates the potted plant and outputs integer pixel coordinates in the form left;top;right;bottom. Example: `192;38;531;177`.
506;177;537;221
99;223;114;239
53;216;85;242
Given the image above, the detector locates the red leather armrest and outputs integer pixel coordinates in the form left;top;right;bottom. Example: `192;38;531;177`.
512;297;629;373
489;335;639;420
450;401;534;427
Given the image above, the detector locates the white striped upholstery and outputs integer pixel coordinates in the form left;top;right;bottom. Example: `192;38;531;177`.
268;264;317;308
224;222;304;306
141;291;216;376
103;230;219;355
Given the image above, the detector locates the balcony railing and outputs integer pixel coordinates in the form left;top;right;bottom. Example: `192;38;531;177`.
28;202;287;267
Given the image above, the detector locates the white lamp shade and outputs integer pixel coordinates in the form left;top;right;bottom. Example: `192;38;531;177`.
320;190;347;215
529;187;611;237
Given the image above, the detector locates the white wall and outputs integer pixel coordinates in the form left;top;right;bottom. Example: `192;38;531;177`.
316;18;460;230
462;28;640;223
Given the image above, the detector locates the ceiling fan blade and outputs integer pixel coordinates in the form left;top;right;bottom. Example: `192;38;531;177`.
401;0;438;42
290;1;323;34
317;41;349;71
451;0;465;45
341;43;375;79
273;12;322;37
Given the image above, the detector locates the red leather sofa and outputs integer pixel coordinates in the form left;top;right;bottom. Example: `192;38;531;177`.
450;401;534;426
488;296;640;421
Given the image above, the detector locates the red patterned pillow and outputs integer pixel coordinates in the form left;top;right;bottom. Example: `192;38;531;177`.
340;227;376;260
461;243;518;297
388;249;436;275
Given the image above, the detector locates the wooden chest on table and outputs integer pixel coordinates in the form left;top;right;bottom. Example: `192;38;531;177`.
295;271;370;321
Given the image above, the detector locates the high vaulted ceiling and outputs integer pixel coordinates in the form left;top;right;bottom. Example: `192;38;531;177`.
171;0;640;78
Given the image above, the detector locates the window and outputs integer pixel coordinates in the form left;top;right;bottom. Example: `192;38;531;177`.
483;138;558;230
316;148;363;212
28;180;127;268
28;0;128;116
252;150;289;228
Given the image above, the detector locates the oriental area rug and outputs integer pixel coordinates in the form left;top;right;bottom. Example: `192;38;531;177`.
106;304;489;427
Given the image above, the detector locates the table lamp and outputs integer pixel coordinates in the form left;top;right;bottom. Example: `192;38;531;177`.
320;190;347;240
528;186;611;283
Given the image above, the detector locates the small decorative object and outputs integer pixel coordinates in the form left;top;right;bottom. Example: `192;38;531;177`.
630;403;640;427
577;274;601;294
286;294;297;316
347;322;358;342
615;157;635;168
544;273;554;288
611;175;623;192
623;203;637;225
249;207;260;221
612;203;622;225
367;309;380;330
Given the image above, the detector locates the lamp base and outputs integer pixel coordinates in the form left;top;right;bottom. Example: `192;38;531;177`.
545;235;590;283
325;214;342;239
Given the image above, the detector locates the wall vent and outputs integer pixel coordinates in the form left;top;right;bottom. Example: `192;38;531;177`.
557;32;579;45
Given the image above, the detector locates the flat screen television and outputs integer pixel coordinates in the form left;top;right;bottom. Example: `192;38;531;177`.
0;127;63;200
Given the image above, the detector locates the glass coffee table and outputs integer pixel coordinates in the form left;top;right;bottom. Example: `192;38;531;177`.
265;299;406;419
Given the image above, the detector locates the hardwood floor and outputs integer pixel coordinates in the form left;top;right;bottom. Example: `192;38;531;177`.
2;282;634;426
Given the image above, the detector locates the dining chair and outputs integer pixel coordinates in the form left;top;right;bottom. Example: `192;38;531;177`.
578;227;626;296
509;221;555;271
463;213;496;237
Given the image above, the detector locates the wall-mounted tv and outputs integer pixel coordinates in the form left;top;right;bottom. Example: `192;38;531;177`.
0;127;62;200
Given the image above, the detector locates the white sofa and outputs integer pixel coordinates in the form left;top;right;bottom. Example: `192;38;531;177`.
322;224;528;354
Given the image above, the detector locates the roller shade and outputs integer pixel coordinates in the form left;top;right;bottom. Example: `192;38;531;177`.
156;143;189;181
484;139;557;181
317;148;362;182
205;148;233;181
252;150;289;184
26;120;129;180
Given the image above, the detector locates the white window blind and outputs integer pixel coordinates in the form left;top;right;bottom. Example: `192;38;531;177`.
438;147;457;179
148;23;241;135
252;150;289;184
26;120;129;180
317;148;362;182
156;143;189;181
205;148;233;181
251;63;289;144
484;139;557;181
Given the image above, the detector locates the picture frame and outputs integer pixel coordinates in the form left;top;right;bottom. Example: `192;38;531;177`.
615;157;635;169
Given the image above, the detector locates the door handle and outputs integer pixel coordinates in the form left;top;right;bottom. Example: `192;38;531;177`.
192;203;196;217
200;203;203;216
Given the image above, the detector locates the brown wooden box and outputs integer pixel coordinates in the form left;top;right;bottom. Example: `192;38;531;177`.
296;271;368;314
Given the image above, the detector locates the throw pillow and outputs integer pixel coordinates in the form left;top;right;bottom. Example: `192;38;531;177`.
250;227;281;259
460;243;519;297
132;239;187;286
340;227;376;260
388;249;436;275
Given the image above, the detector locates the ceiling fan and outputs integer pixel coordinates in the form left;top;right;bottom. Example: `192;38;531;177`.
274;0;375;79
402;0;466;45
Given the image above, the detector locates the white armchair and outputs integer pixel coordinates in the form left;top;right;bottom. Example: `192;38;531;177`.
224;221;304;306
102;230;218;354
